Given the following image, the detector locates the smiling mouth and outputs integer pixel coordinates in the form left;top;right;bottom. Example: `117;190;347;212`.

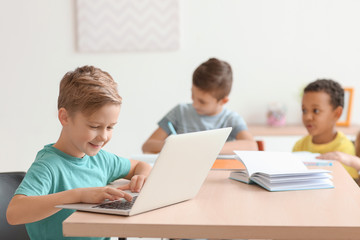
89;143;102;148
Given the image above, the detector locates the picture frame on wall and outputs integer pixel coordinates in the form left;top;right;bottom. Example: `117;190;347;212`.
76;0;180;52
337;88;354;127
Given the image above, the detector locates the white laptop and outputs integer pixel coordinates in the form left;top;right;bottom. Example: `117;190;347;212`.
56;127;231;216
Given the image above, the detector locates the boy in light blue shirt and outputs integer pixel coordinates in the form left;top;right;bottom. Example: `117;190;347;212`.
142;58;257;154
6;66;152;240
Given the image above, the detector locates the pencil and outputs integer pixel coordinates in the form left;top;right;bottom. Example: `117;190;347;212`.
168;121;177;135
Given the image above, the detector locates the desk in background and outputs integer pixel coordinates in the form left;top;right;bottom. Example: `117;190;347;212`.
63;161;360;240
248;124;360;151
248;124;359;136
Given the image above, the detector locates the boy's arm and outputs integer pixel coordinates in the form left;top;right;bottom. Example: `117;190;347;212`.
7;186;132;225
317;134;360;170
317;151;360;171
120;160;152;192
142;127;168;153
220;130;258;154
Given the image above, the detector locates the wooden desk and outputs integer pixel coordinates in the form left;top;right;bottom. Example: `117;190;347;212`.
248;124;359;136
63;162;360;239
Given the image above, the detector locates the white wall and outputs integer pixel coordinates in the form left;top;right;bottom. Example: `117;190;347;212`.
1;0;360;172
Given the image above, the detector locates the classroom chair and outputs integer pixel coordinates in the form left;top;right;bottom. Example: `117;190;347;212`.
355;131;360;157
256;140;265;151
0;171;30;240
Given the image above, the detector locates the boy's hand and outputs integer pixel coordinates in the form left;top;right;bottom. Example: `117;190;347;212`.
117;175;147;193
317;151;351;165
79;187;133;203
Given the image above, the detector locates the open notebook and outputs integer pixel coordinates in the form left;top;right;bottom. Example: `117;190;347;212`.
56;128;231;216
229;151;334;191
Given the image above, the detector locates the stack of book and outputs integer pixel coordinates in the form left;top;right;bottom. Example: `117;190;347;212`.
229;151;334;192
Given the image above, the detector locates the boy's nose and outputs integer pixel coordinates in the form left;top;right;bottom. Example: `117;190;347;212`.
303;113;312;121
97;130;107;141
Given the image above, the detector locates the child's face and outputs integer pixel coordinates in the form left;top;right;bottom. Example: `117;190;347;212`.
302;91;340;139
191;85;227;116
64;104;121;158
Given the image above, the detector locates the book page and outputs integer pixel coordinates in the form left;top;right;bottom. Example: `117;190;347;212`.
229;171;250;183
234;151;308;176
251;177;334;191
255;169;332;183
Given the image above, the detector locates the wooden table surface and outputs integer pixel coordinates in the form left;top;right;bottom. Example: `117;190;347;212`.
63;161;360;240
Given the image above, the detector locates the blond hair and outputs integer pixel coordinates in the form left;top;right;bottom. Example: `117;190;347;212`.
58;66;122;116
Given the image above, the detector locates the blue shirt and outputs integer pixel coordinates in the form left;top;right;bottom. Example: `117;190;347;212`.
158;103;248;140
15;144;131;240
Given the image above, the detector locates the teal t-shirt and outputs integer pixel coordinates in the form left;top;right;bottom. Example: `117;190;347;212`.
15;144;131;240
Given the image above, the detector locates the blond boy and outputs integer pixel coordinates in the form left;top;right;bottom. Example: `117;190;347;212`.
7;66;151;240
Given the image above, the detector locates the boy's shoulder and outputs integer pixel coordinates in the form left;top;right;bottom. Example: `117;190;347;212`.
337;131;351;140
35;144;60;162
219;106;240;116
335;131;355;146
293;135;312;150
325;131;355;155
175;103;240;116
25;144;67;176
210;107;241;121
338;134;356;155
176;103;192;110
167;103;196;116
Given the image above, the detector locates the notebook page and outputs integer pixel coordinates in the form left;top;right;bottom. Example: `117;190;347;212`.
234;151;308;176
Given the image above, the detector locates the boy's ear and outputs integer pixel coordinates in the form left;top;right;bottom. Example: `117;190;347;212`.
334;106;343;119
219;96;229;105
58;108;70;126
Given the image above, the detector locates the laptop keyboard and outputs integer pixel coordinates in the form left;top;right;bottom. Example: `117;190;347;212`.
93;196;138;210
